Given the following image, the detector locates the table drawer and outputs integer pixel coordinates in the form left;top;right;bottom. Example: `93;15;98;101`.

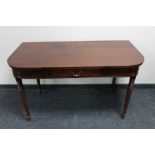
51;69;103;78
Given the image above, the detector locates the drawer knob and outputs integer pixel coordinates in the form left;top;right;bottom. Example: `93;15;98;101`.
70;71;81;77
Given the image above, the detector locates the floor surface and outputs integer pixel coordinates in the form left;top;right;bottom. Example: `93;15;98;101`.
0;85;155;129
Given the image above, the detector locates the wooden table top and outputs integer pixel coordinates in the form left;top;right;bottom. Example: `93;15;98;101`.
8;41;144;69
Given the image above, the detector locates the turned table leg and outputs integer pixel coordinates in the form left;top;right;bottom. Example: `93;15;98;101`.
15;77;31;120
112;77;116;91
121;76;136;119
37;78;41;94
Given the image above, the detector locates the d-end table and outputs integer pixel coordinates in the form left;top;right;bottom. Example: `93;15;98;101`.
7;41;144;120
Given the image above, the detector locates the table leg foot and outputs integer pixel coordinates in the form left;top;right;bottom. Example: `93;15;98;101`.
37;78;42;94
121;113;125;119
112;77;116;91
121;76;136;118
25;114;32;121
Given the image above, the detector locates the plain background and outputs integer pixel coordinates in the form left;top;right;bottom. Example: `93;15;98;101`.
1;26;155;84
1;0;155;155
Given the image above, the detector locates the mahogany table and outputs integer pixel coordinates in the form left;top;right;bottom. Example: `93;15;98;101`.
7;41;144;120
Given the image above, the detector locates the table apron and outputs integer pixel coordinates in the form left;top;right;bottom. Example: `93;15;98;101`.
13;67;139;79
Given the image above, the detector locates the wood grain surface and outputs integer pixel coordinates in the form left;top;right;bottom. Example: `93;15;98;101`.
8;41;144;69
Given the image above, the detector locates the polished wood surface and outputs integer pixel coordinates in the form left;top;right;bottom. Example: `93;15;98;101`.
8;41;144;69
8;40;144;120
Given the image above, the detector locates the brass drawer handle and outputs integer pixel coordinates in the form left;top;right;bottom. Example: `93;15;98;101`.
70;71;81;77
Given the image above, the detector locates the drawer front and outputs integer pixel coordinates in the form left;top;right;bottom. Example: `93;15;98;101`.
51;69;103;78
14;67;138;79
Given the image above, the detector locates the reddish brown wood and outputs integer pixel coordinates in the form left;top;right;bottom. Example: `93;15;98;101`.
8;41;144;69
121;75;137;119
14;76;31;120
13;67;139;79
37;79;41;94
7;41;144;120
112;77;116;91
